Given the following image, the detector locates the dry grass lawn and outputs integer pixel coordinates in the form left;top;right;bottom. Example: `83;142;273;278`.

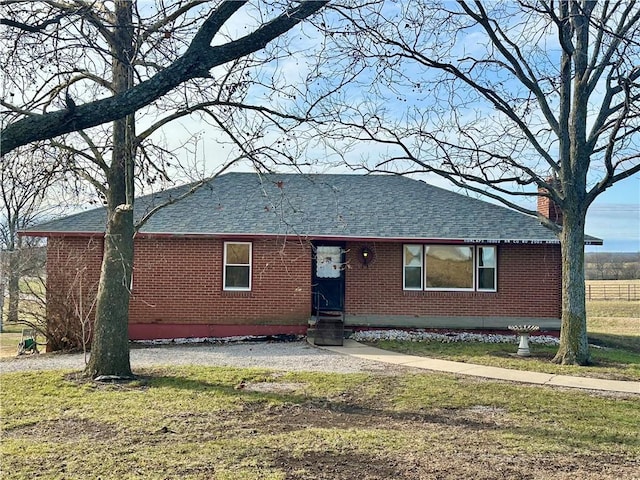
0;323;27;358
1;277;639;479
1;367;639;479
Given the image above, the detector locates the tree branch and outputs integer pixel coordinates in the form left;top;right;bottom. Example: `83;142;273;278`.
0;0;328;156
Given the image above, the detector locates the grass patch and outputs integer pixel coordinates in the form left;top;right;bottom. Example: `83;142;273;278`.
588;316;640;339
587;300;640;318
369;339;640;381
0;323;29;358
1;366;639;479
364;298;640;381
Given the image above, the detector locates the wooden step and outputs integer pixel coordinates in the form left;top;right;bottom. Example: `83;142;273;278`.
312;311;345;346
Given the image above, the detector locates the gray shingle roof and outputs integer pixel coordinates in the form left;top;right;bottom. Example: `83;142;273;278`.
22;172;588;244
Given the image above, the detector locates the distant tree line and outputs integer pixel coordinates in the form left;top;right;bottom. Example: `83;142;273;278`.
585;252;640;280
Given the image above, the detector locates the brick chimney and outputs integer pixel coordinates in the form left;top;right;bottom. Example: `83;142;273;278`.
537;178;563;225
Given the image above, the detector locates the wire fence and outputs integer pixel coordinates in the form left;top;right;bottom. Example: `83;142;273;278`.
587;283;640;301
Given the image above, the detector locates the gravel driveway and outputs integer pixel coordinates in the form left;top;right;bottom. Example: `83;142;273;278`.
0;340;397;374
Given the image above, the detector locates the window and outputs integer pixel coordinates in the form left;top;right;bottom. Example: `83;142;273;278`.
224;242;251;290
403;244;423;290
425;245;474;290
477;246;497;291
403;244;497;292
316;246;343;278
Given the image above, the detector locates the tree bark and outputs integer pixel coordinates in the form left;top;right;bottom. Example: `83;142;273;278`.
0;282;4;333
6;236;21;323
85;113;135;378
84;0;135;379
84;204;134;378
7;254;19;323
553;210;590;365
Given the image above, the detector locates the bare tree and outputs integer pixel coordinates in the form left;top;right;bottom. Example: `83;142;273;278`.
0;147;65;329
319;1;640;364
1;0;329;378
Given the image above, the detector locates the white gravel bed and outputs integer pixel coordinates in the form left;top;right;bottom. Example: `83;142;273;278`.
0;340;395;374
351;329;561;345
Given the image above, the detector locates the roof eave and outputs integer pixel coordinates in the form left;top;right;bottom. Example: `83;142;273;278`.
19;229;566;245
18;230;104;238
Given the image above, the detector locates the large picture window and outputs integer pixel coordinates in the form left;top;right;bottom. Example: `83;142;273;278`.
403;244;497;292
224;242;251;291
425;245;474;290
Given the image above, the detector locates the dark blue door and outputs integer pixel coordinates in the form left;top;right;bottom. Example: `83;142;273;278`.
312;243;345;313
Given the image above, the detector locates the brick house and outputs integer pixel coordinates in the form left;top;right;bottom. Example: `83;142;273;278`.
22;173;601;343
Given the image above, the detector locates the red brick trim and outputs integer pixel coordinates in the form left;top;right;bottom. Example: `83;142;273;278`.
129;323;307;340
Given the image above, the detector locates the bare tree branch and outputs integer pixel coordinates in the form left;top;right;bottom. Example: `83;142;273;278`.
0;1;328;155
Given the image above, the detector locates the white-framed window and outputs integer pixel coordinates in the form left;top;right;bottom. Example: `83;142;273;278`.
402;244;497;292
425;245;474;291
223;242;252;291
403;244;424;290
477;246;497;292
316;246;344;278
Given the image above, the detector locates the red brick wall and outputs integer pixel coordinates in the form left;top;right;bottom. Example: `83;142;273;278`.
129;237;311;326
344;242;561;319
45;236;561;343
46;236;311;342
46;236;103;350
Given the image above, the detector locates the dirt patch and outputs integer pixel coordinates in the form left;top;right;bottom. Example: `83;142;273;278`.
4;417;118;442
250;401;511;435
271;449;639;480
245;381;307;394
206;402;638;479
148;401;637;477
272;450;425;480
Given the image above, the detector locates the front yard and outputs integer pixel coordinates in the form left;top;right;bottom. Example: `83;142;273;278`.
1;366;639;479
1;286;639;479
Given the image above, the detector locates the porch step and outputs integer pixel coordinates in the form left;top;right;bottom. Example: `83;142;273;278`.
312;310;345;346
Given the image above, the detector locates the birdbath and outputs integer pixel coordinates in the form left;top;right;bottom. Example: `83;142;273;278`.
508;325;540;357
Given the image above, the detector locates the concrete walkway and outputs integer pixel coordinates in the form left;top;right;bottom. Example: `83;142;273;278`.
320;340;640;395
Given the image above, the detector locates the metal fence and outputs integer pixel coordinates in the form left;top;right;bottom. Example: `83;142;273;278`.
587;283;640;301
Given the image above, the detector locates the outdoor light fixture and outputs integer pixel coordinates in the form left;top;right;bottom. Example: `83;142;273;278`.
359;246;374;266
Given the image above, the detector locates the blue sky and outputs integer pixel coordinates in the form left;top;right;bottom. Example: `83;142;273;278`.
142;3;640;254
151;2;640;253
585;175;640;252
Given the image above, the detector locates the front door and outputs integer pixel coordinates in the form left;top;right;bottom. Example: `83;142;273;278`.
312;242;345;313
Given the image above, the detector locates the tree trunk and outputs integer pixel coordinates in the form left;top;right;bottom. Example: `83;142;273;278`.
553;210;590;365
0;282;4;333
7;251;19;323
84;203;134;378
84;0;135;379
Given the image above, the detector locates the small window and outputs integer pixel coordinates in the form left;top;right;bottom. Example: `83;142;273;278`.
425;245;474;290
477;246;497;291
403;244;423;290
316;246;343;278
224;242;251;290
